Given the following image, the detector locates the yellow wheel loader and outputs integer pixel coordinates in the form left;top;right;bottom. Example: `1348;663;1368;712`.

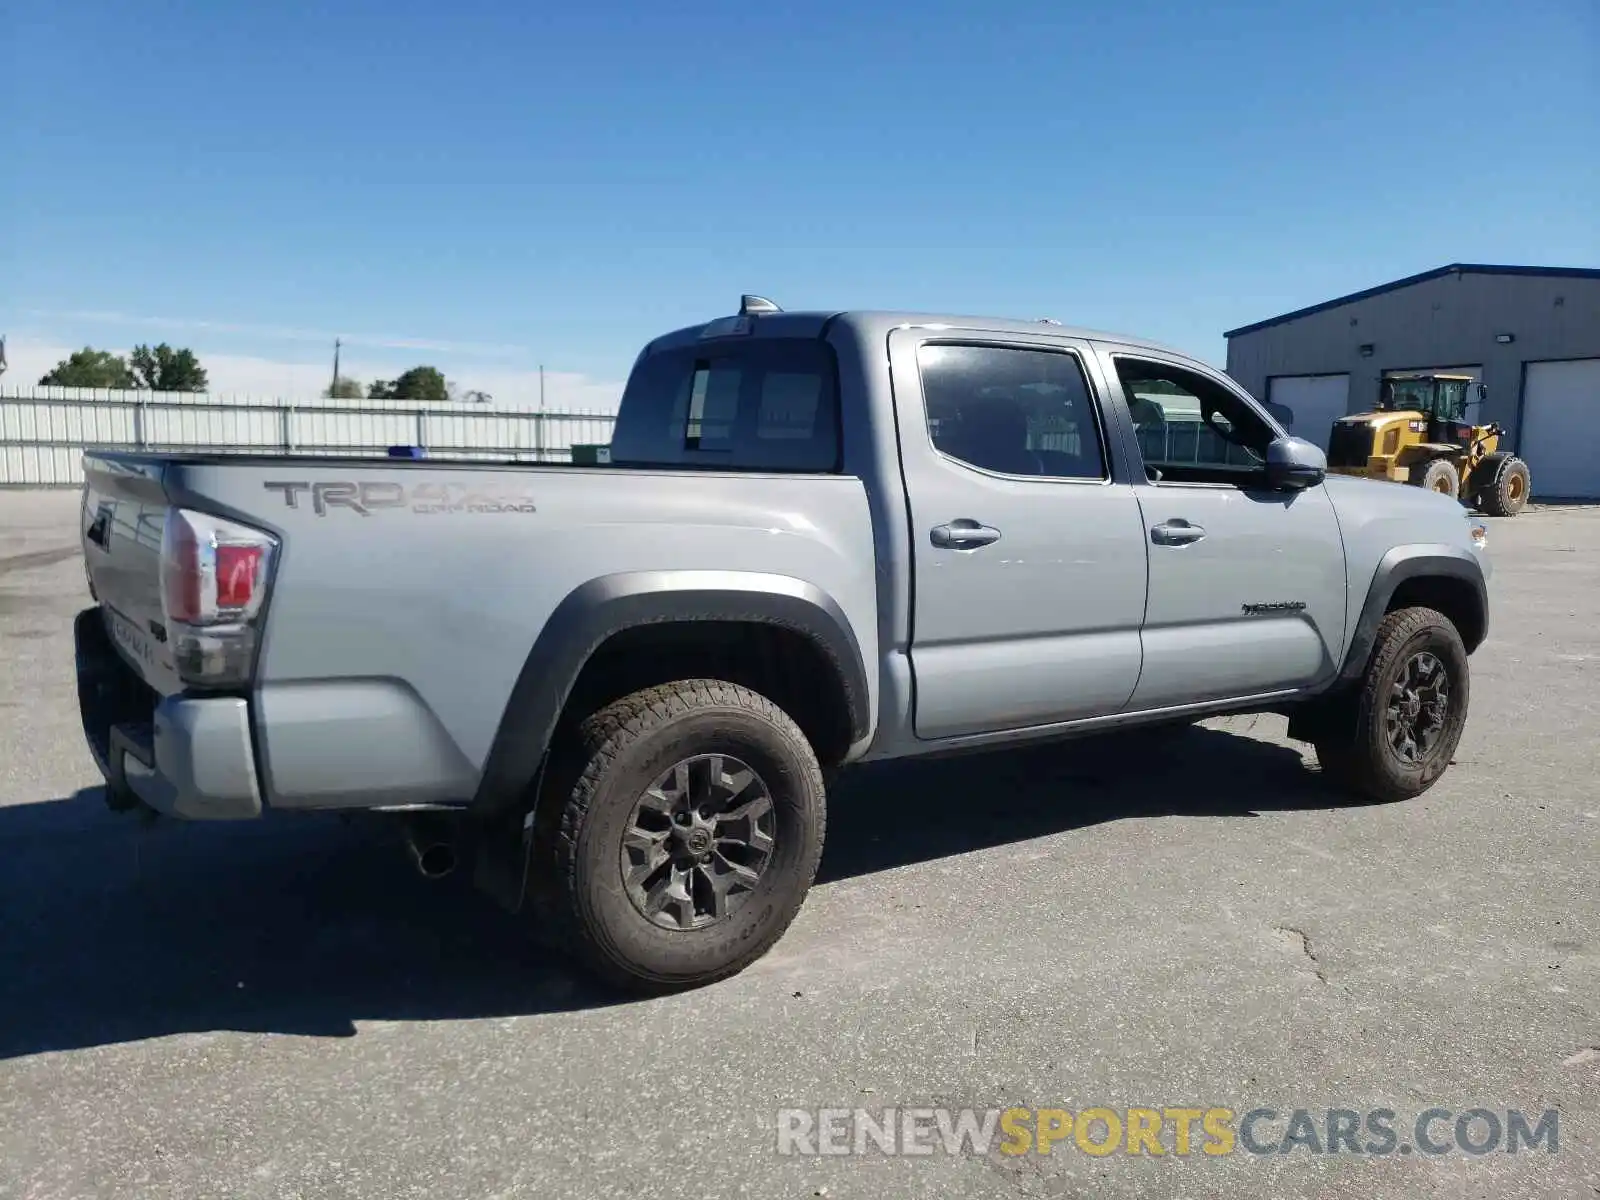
1324;373;1531;516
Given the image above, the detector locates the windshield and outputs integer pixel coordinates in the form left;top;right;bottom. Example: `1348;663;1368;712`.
1381;378;1435;412
1381;377;1472;420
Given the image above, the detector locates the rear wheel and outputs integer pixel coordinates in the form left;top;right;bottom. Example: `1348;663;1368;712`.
1475;453;1530;517
1312;607;1469;803
1415;457;1461;498
537;680;826;993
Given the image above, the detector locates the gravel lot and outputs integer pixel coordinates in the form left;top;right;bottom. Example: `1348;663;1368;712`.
1;487;1595;1200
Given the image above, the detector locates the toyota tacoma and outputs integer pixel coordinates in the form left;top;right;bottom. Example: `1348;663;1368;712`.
74;296;1492;992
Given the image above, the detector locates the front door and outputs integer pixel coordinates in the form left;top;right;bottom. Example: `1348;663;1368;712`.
1103;349;1348;708
890;330;1150;740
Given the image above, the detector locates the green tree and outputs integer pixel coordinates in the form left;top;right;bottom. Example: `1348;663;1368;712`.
369;365;449;403
38;348;136;388
130;343;209;392
323;375;365;399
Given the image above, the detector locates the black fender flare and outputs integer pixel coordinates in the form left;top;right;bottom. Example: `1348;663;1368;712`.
472;570;871;814
1337;545;1488;685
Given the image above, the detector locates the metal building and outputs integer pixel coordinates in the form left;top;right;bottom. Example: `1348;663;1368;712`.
1225;264;1600;499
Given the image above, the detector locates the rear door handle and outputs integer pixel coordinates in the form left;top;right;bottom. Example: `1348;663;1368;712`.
1151;519;1206;546
930;519;1002;550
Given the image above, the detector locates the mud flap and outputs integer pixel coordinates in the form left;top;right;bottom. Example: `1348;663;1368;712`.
1285;689;1358;745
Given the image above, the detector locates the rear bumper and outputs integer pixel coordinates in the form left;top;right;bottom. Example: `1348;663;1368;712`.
75;607;263;820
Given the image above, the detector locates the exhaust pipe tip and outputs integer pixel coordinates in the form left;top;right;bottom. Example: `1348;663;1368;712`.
412;840;457;880
400;814;460;880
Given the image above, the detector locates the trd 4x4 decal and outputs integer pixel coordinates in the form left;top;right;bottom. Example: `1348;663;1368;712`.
263;480;537;516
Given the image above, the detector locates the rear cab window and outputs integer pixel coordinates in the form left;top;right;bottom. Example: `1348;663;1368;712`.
609;337;841;472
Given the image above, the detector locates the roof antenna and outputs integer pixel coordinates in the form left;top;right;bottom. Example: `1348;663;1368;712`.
740;295;782;316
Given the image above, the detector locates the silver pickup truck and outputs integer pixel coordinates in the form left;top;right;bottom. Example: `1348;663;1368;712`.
75;296;1491;992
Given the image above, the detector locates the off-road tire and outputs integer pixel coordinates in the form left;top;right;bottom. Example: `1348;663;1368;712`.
1312;607;1470;803
1474;453;1530;517
537;680;826;994
1415;457;1461;499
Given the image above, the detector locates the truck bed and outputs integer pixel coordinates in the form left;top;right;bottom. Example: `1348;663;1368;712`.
78;449;877;813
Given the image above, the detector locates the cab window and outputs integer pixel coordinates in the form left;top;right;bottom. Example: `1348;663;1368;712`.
1114;357;1275;485
918;343;1108;481
610;339;840;472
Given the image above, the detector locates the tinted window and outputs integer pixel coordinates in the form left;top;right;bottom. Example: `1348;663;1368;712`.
610;339;840;471
918;344;1107;480
1115;357;1274;482
757;371;825;439
684;360;741;450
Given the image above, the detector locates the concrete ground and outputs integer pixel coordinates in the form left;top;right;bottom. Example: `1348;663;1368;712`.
0;487;1595;1200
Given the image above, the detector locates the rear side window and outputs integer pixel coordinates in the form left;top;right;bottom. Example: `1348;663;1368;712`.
610;339;841;471
918;343;1108;480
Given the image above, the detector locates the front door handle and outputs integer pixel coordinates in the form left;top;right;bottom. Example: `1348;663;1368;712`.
1151;519;1206;546
930;519;1002;550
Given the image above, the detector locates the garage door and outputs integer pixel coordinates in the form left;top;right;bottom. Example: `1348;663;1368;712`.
1266;375;1350;451
1521;358;1600;500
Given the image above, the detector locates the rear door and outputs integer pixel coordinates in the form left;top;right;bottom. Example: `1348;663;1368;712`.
890;328;1149;740
1101;348;1348;708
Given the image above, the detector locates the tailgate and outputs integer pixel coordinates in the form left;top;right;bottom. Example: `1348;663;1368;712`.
81;455;184;695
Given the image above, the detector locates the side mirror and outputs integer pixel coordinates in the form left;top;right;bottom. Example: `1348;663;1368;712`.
1265;436;1326;490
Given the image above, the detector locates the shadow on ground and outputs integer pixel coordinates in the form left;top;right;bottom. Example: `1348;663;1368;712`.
1;722;1355;1058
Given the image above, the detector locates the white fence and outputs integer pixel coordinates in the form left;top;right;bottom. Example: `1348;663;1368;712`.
0;386;617;487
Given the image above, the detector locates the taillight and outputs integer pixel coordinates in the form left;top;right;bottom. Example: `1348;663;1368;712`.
160;508;278;688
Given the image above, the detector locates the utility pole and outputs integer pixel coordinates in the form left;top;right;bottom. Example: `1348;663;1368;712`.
0;335;8;379
537;364;546;462
330;338;341;396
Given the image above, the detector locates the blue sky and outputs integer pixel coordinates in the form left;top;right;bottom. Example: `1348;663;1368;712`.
3;0;1596;407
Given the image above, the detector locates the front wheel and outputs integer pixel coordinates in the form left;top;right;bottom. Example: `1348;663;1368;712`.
541;680;826;993
1313;607;1470;803
1415;457;1461;498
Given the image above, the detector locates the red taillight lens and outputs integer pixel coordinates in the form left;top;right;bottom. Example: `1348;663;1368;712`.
160;508;277;627
215;544;263;609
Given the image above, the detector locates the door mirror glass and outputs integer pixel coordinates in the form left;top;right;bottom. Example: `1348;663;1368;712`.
1265;436;1327;490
